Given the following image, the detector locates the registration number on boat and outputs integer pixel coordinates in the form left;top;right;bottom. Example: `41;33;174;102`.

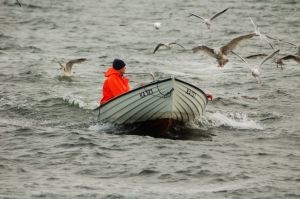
140;89;153;98
186;88;196;98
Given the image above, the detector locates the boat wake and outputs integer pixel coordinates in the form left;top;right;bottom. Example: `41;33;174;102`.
89;121;215;140
89;122;117;133
89;111;263;140
195;111;263;130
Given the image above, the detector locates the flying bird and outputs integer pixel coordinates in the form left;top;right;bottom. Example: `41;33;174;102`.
59;58;87;77
276;55;300;69
189;8;229;29
153;42;185;54
265;38;300;69
192;33;258;67
249;17;274;49
267;35;300;70
232;49;280;84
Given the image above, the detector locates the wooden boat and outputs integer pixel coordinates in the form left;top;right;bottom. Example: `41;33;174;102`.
96;76;209;137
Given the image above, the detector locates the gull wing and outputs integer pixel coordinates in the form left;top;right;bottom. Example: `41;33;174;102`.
245;53;267;59
249;17;274;49
266;35;298;47
262;35;275;49
59;63;65;70
231;51;248;65
65;58;87;71
189;13;205;22
210;8;229;21
221;33;257;55
281;40;297;47
192;45;217;58
280;54;300;62
249;17;259;34
267;36;299;54
169;42;185;49
231;51;253;71
232;51;261;83
153;43;167;54
259;49;280;68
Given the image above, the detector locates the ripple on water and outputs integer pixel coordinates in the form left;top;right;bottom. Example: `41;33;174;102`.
138;169;159;176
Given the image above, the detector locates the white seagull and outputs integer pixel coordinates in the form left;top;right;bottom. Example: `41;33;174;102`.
153;42;185;54
232;49;280;84
59;58;87;77
189;8;229;29
192;33;258;67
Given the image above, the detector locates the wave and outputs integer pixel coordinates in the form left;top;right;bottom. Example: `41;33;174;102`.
262;89;297;100
1;93;91;114
0;43;42;53
60;95;88;109
89;123;114;132
41;95;85;110
2;0;47;9
0;33;13;40
44;88;98;110
211;96;254;108
194;111;263;130
258;112;282;122
89;122;133;135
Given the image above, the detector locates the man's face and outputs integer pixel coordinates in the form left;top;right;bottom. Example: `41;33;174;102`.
119;66;126;74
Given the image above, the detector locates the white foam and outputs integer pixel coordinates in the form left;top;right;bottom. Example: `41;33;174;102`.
88;122;116;132
61;94;88;109
198;111;263;130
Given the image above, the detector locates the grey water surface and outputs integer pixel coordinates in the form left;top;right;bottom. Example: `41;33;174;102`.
0;0;299;198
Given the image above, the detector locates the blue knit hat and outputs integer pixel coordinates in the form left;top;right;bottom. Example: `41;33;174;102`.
112;59;126;70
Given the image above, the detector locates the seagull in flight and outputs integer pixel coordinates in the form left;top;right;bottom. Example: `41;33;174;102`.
265;37;300;69
192;33;258;67
59;58;87;77
232;49;280;84
276;54;300;69
153;42;185;54
189;8;229;29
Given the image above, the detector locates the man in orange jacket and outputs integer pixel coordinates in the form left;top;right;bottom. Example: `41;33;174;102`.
100;59;130;104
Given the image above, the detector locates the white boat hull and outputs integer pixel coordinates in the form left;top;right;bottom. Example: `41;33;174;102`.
98;77;208;127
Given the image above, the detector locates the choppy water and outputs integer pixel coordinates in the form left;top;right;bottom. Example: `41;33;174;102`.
1;0;300;198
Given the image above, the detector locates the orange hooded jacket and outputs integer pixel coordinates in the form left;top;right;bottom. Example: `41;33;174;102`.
100;67;130;104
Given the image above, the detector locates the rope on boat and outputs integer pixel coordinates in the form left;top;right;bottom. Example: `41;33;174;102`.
143;83;174;98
